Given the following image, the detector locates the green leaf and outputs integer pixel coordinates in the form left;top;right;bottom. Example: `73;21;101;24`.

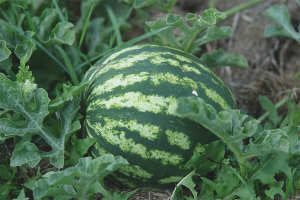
0;40;11;62
291;141;300;155
146;9;229;53
32;8;75;46
13;189;29;200
222;126;298;199
48;78;94;115
200;49;249;68
16;54;35;84
0;165;11;180
191;26;232;53
172;171;197;199
0;20;36;62
0;73;49;138
185;140;225;175
72;135;97;157
259;95;282;128
201;165;241;198
33;155;128;199
263;5;300;43
0;74;82;168
101;189;138;200
176;96;294;184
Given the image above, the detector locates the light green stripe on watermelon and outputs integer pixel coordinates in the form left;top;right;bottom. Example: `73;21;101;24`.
94;117;161;141
118;165;153;179
87;92;178;115
102;44;146;64
165;130;191;150
86;119;184;165
89;72;198;98
199;82;231;110
110;173;137;188
90;51;203;80
194;143;206;154
159;176;184;184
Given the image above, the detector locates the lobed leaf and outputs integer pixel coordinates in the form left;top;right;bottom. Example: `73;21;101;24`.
0;40;11;62
263;5;300;43
259;95;282;129
32;8;75;46
0;20;36;62
48;78;94;115
14;189;29;200
176;97;293;161
146;9;230;53
185;140;225;175
0;73;85;168
33;155;129;199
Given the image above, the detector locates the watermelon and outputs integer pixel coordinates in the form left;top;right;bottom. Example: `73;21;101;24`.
81;43;236;190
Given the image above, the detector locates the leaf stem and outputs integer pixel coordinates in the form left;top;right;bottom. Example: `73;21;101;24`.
223;0;263;17
209;0;215;8
184;28;204;52
257;95;291;123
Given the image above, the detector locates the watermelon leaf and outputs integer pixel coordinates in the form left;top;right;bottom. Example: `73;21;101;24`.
263;5;300;43
0;70;85;168
48;79;95;116
200;49;249;68
258;95;282;129
32;8;75;46
171;171;197;199
186;140;225;175
176;97;299;198
146;9;230;53
0;20;36;62
33;155;129;199
0;40;11;62
100;188;138;200
14;189;29;200
171;140;225;199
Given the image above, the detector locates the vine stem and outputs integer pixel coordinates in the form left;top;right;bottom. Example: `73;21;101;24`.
223;138;247;178
209;0;215;8
223;0;263;17
257;95;291;123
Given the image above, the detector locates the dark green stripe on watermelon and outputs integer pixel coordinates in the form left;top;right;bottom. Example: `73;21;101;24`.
81;43;236;190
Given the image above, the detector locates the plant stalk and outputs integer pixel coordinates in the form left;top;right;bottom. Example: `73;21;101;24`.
209;0;215;8
223;0;263;17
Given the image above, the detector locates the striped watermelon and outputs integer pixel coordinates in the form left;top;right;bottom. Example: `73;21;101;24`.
81;43;236;190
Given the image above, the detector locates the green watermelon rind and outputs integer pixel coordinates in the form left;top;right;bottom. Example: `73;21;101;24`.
81;43;236;190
